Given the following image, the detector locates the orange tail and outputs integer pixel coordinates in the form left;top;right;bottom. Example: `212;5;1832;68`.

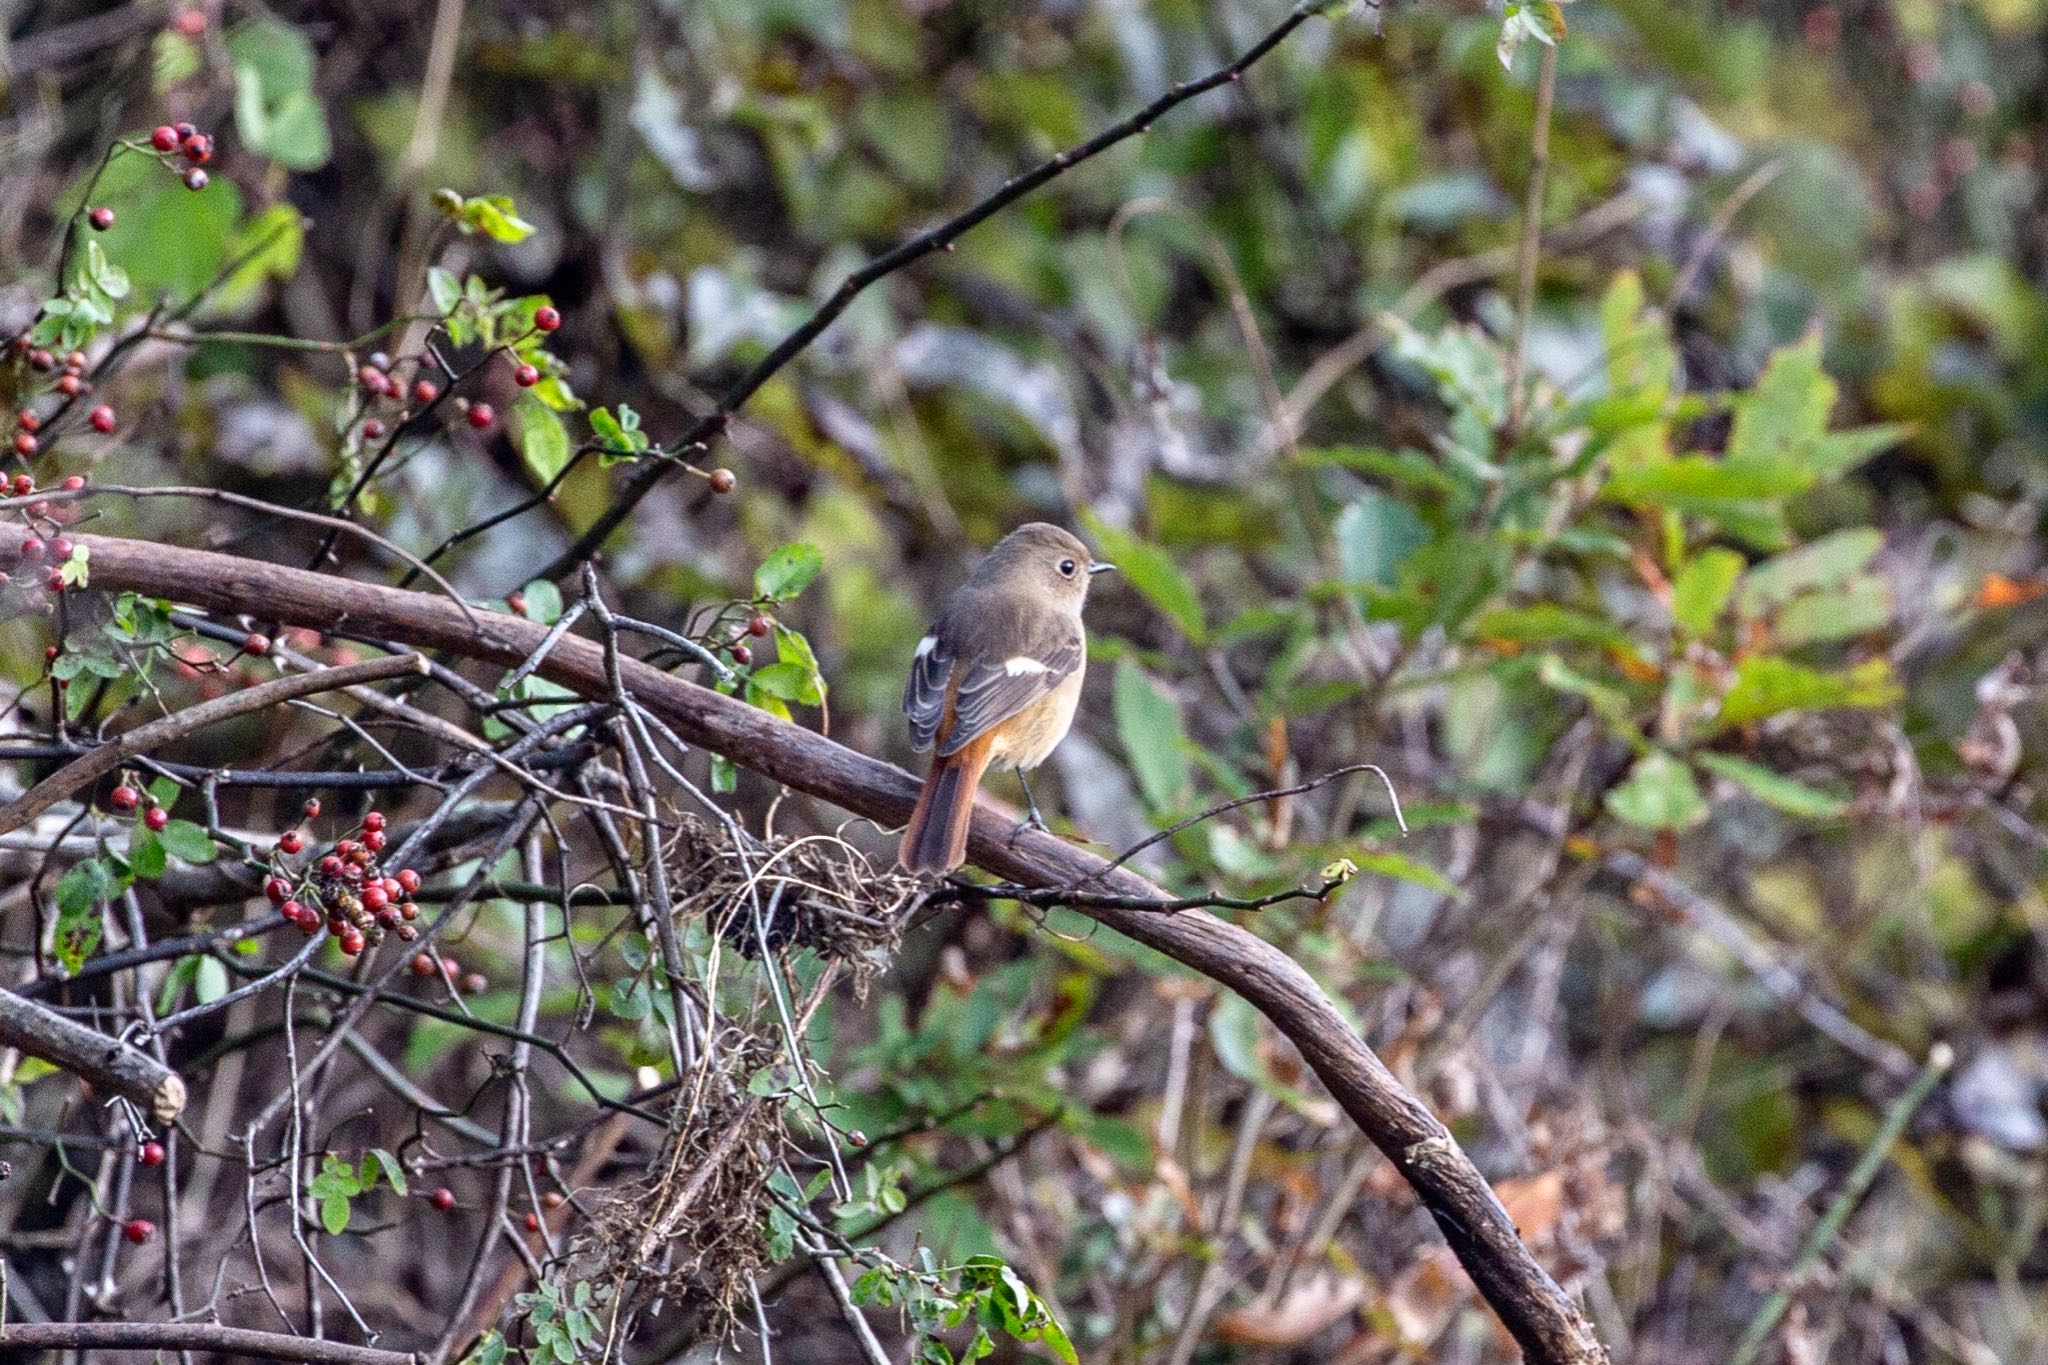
899;736;994;874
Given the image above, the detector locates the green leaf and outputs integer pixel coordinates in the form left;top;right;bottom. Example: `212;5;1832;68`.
195;956;229;1004
228;19;330;169
427;267;462;317
1112;661;1189;811
157;956;200;1014
1772;578;1890;647
1671;548;1747;636
1737;529;1883;614
1333;491;1428;589
54;860;115;974
1077;512;1205;642
155;819;217;864
1725;334;1833;469
515;579;563;625
1604;751;1708;830
747;662;818;704
458;194;537;243
1605;456;1813;505
367;1147;408;1196
513;394;571;484
219;205;305;306
1352;850;1459;894
755;542;823;600
1696;753;1849;818
1716;656;1899;729
320;1193;351;1236
772;625;827;704
1470;603;1630;649
710;754;737;795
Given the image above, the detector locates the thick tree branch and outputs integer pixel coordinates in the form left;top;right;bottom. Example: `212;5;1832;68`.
538;0;1336;580
0;1321;418;1363
0;987;186;1121
0;530;1608;1364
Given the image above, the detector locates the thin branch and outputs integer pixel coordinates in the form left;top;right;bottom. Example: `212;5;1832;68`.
1504;39;1558;434
537;0;1340;579
0;653;429;837
0;1321;418;1363
0;987;186;1121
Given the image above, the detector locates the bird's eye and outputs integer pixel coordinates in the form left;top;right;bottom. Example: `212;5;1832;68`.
1058;559;1076;577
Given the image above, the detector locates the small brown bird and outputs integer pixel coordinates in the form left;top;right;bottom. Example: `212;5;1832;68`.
898;523;1113;874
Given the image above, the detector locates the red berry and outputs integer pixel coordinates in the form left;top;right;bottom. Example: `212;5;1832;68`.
361;418;386;440
144;806;169;832
533;306;560;332
294;906;321;934
357;364;384;390
11;473;32;495
64;353;85;372
362;884;389;911
28;500;49;518
411;953;436;976
265;876;290;904
123;1218;154;1244
319;854;344;877
507;591;527;615
110;785;140;812
44;644;59;662
396;868;420;894
336;839;360;857
178;132;211;164
46;569;65;592
243;633;270;656
327;916;346;936
16;411;40;433
514;364;540;388
88;405;115;433
278;830;303;855
56;373;82;396
730;643;752;666
48;537;72;559
172;9;205;36
27;349;54;372
467;402;495;429
462;972;488;996
440;958;460;980
280;897;304;921
341;862;364;881
303;797;321;819
747;615;772;637
88;207;114;231
338;928;365;955
362;829;386;852
363;811;386;832
524;1211;540;1232
430;1188;456;1212
183;168;208;191
61;475;85;491
398;901;417;921
151;126;179;152
19;537;43;560
709;467;737;494
138;1141;165;1167
379;876;402;898
411;379;437;405
14;432;37;457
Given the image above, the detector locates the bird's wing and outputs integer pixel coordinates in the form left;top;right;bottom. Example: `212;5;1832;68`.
903;630;955;753
937;634;1082;757
905;590;1084;757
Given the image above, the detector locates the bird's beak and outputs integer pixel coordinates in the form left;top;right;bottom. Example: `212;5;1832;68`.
1088;561;1117;576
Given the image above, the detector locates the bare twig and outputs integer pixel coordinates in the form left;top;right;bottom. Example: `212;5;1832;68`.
0;988;186;1121
0;1321;419;1363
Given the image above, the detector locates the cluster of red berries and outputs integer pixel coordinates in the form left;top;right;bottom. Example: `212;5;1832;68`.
264;807;424;956
409;950;487;996
9;345;102;411
3;471;85;596
723;613;773;667
147;121;214;191
107;781;172;830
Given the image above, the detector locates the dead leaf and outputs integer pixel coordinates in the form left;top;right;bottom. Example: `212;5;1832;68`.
1213;1272;1368;1346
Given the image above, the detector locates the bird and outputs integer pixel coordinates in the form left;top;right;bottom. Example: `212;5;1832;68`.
898;523;1114;874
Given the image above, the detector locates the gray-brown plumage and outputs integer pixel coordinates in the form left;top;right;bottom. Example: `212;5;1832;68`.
899;523;1111;874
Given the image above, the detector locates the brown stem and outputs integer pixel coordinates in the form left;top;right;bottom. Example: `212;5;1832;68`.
0;653;428;837
0;1321;418;1363
1;529;1609;1364
0;987;186;1121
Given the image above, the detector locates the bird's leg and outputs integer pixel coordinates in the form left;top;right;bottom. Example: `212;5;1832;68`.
1013;769;1051;839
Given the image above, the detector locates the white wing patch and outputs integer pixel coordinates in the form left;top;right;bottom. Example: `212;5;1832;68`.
914;636;938;658
1002;656;1049;676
